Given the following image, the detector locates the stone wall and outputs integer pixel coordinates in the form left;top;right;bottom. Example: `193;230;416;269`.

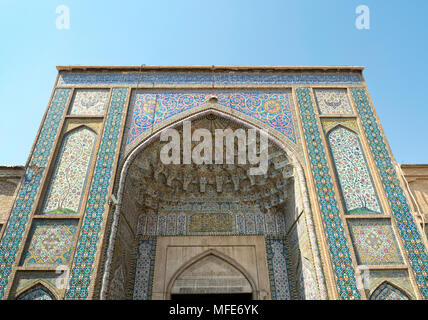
401;164;428;238
0;166;24;226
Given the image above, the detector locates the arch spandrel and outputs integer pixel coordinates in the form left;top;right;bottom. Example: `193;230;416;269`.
121;90;303;163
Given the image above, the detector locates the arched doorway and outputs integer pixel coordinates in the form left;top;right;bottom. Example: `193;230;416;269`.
167;250;255;301
101;111;326;300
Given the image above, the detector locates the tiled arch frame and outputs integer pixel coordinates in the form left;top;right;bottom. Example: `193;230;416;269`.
369;281;412;300
15;280;59;300
99;105;328;300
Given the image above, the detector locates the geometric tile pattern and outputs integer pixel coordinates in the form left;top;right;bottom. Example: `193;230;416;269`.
327;126;382;215
126;91;297;149
17;286;55;300
347;219;403;265
137;212;287;236
236;213;287;235
296;87;360;299
265;236;292;300
69;89;109;116
351;88;428;298
370;281;410;300
314;89;353;115
65;88;129;300
20;220;78;266
132;236;156;300
41;127;97;215
58;72;362;86
0;88;71;299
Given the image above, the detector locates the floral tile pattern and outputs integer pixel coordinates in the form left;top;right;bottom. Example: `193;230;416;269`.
69;89;109;116
327;126;382;215
126;91;297;150
41;127;97;215
314;89;353;115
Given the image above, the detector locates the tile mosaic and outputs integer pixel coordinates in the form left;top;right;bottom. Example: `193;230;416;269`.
0;89;71;299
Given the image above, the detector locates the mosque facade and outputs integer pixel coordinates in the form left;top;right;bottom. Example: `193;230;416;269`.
0;66;427;300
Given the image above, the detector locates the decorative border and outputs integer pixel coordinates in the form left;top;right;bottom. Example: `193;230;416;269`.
132;236;157;300
0;88;71;299
58;72;362;86
351;88;428;298
296;87;360;299
65;88;129;299
265;235;295;300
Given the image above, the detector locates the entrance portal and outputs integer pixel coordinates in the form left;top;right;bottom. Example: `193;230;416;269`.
103;113;324;300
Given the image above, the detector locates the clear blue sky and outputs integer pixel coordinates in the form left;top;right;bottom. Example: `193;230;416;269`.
0;0;427;165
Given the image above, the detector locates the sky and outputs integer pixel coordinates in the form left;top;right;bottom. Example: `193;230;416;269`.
0;0;427;165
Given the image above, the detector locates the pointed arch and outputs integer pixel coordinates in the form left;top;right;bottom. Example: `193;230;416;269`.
100;109;327;300
325;121;359;135
16;282;57;300
166;249;257;299
327;125;382;215
41;125;97;215
370;281;411;300
63;123;98;135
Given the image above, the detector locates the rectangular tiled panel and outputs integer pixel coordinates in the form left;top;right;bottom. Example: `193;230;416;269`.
20;220;78;266
314;89;353;115
347;219;403;265
68;89;109;116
